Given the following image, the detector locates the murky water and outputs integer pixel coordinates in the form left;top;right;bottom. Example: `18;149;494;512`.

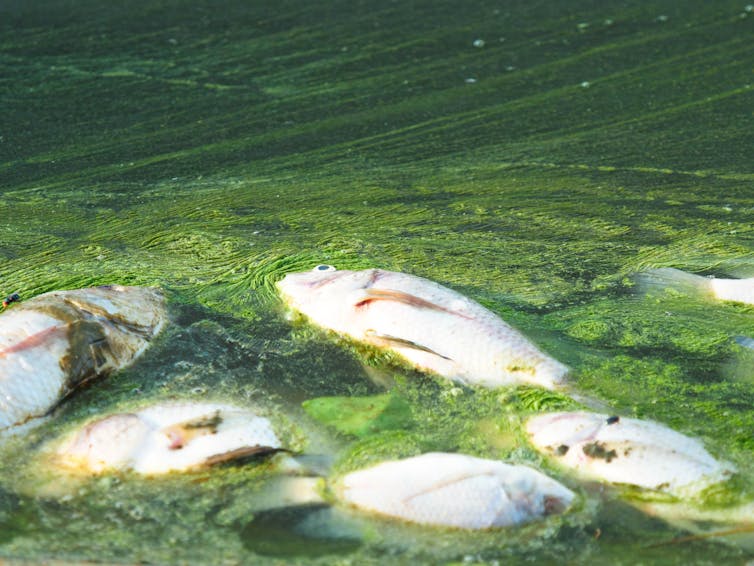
1;0;753;563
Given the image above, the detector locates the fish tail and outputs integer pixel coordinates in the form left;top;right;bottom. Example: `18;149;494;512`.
633;268;714;300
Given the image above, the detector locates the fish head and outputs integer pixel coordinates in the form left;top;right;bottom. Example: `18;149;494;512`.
55;413;151;473
525;411;606;453
277;265;379;326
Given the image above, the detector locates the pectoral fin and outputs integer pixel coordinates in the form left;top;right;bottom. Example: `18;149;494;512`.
364;330;452;360
203;445;285;466
354;289;450;313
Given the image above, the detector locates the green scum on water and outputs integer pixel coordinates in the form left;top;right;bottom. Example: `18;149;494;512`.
1;0;753;563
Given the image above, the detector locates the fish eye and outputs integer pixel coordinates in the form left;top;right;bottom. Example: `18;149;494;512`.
313;264;336;272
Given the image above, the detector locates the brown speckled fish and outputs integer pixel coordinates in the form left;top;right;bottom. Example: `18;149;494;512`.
526;412;735;496
0;285;166;430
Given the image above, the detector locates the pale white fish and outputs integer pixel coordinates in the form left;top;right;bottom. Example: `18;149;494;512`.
276;266;568;390
0;285;167;431
336;452;575;529
54;402;283;474
526;412;734;496
634;268;754;305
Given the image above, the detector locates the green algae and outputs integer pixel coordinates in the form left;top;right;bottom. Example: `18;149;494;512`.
302;393;413;439
1;0;753;563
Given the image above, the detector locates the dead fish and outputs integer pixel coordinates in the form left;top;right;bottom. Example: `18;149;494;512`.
336;452;575;529
526;412;734;496
634;268;754;305
0;285;167;430
276;266;568;390
54;402;283;474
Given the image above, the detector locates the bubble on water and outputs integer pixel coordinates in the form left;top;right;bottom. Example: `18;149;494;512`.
580;81;591;88
464;77;477;84
656;14;669;22
472;39;485;48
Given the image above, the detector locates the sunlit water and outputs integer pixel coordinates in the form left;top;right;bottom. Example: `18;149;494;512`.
1;0;753;563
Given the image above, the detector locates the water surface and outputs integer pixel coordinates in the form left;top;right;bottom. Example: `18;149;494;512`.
1;0;753;564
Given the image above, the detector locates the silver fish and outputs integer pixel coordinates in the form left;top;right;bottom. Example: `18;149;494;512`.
0;285;166;430
336;452;575;529
526;411;734;496
54;402;282;474
277;266;568;389
634;268;754;305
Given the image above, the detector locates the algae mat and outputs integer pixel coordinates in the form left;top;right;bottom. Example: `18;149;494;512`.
1;0;753;564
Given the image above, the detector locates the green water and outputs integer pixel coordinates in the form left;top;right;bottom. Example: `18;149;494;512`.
1;0;753;563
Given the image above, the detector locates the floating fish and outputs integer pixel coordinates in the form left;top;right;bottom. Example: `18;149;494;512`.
336;452;575;529
0;285;167;430
634;268;754;305
277;266;568;390
526;412;734;496
54;402;283;474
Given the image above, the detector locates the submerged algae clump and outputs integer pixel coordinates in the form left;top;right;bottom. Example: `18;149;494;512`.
302;393;413;439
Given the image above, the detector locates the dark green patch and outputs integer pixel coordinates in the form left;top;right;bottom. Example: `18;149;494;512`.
240;505;362;557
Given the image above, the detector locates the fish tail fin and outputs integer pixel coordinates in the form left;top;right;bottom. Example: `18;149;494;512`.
633;268;714;300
